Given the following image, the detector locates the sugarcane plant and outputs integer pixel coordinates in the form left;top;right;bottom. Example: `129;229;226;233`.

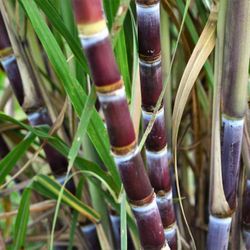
72;0;169;249
135;0;177;248
207;0;250;249
0;0;250;249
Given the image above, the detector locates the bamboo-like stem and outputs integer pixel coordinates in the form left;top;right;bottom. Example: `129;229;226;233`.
72;1;168;249
220;0;250;210
207;215;232;249
207;0;229;249
0;11;71;182
135;1;177;248
208;0;250;249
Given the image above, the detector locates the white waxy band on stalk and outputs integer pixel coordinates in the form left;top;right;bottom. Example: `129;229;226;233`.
80;27;109;48
209;215;232;225
131;194;157;213
98;86;126;102
146;146;168;159
136;2;159;12
164;226;176;239
113;147;139;163
27;108;47;122
1;54;15;68
142;106;164;121
222;115;244;126
156;191;173;205
139;57;161;66
207;215;232;250
27;112;41;122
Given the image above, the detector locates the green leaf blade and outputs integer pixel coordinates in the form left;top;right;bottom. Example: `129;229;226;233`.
13;188;31;250
0;132;36;185
32;174;100;223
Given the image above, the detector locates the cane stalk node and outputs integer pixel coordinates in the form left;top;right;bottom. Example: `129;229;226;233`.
78;19;106;36
139;52;161;63
111;140;137;156
0;47;13;59
130;190;154;207
136;0;159;6
95;79;123;94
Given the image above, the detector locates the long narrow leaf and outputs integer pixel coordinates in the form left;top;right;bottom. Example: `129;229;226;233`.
0;113;119;196
172;7;217;249
34;0;88;72
121;190;127;250
111;0;131;46
115;29;131;99
19;0;121;188
32;174;100;223
0;133;36;185
13;188;31;250
67;177;84;250
68;86;96;167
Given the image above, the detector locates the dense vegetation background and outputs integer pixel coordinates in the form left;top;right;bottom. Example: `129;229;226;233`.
0;0;249;249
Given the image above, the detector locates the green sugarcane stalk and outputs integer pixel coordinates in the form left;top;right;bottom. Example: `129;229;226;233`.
135;1;177;248
220;0;250;212
207;0;250;249
72;0;169;249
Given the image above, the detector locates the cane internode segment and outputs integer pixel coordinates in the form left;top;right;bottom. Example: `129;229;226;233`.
73;0;168;249
136;3;161;62
142;109;167;152
145;147;170;192
98;88;137;155
114;149;153;203
0;14;19;101
207;215;232;250
140;60;163;112
136;0;177;248
157;192;176;228
1;56;25;106
80;28;123;93
221;116;244;210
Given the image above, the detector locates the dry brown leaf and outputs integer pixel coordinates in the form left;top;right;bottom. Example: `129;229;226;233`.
209;1;230;215
130;67;141;139
96;223;113;250
172;4;218;248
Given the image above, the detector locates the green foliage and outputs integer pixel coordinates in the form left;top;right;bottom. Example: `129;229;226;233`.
32;174;100;222
20;0;121;189
0;132;36;185
13;188;31;250
120;190;127;250
67;177;84;250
